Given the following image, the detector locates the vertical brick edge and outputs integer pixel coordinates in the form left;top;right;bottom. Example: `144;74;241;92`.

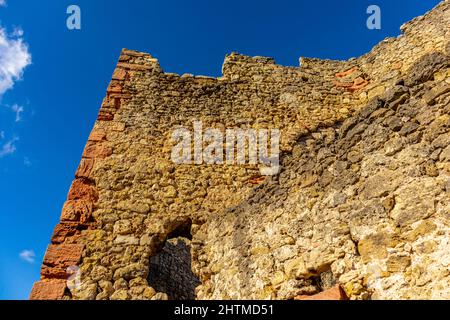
29;49;151;300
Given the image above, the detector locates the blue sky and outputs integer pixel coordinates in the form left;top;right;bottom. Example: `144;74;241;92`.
0;0;442;300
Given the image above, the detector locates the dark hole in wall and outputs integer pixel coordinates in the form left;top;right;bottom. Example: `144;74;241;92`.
147;220;201;300
311;268;337;292
167;220;192;240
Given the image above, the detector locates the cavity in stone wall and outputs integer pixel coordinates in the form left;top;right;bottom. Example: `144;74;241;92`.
147;224;200;300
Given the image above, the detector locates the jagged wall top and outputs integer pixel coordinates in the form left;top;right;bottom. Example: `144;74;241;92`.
29;0;450;301
119;0;449;86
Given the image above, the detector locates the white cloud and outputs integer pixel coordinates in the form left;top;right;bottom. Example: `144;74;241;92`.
24;156;31;166
0;136;18;157
0;26;31;96
11;104;23;122
11;27;23;38
19;249;35;263
0;1;6;8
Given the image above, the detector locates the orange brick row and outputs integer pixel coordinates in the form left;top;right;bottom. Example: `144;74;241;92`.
29;50;137;300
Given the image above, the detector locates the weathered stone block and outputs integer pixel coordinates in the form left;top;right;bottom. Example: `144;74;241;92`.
83;141;113;159
112;68;127;81
67;178;98;202
75;158;95;178
43;244;84;268
51;222;80;244
29;280;67;300
60;200;93;223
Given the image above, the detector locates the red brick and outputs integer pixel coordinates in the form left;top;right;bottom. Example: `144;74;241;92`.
29;280;67;300
98;112;114;121
43;244;84;267
51;222;80;244
335;67;358;78
83;141;113;159
112;68;127;81
75;158;95;178
295;285;348;300
107;84;123;94
348;79;369;92
41;265;70;279
248;175;266;185
60;200;93;223
88;129;106;142
67;178;98;202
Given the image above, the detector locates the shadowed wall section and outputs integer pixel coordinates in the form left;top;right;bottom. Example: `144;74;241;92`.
148;237;200;300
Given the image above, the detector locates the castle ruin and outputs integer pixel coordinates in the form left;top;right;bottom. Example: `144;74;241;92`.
30;1;450;300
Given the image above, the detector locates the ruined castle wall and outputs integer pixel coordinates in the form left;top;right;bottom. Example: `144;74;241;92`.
193;2;450;299
30;1;450;300
357;1;450;99
196;58;450;299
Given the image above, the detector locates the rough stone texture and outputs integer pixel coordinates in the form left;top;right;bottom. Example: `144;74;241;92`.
31;1;450;300
148;237;200;300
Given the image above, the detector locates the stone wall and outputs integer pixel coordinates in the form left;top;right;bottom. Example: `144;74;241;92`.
148;237;200;300
30;0;450;300
197;52;450;299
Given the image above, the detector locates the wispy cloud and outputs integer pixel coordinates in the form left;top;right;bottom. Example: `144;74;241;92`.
19;250;35;263
24;156;31;166
0;6;31;164
0;136;18;157
11;27;23;38
0;26;32;96
11;104;23;122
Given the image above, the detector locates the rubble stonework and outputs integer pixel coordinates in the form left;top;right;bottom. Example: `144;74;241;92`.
31;1;450;300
